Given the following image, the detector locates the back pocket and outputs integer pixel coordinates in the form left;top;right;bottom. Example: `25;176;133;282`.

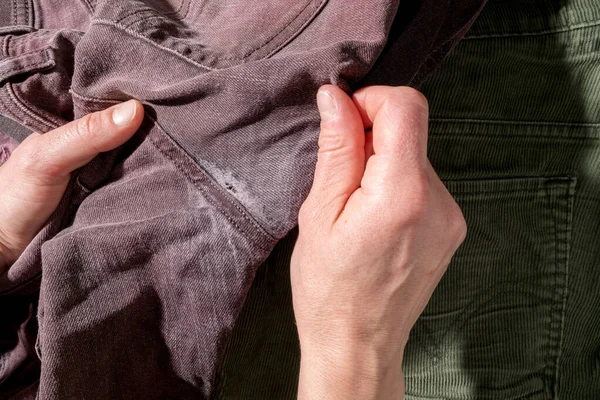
403;177;575;400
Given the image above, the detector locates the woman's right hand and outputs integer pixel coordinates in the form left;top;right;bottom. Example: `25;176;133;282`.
291;85;467;400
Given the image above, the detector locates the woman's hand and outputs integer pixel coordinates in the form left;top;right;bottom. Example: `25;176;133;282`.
291;85;467;400
0;100;144;271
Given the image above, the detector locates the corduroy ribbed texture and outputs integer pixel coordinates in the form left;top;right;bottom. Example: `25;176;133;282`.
216;0;600;398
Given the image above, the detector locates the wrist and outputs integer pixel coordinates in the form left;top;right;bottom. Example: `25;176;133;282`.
297;339;405;400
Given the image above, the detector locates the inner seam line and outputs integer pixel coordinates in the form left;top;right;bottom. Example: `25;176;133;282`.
430;133;600;140
6;83;58;130
145;114;275;245
70;90;276;244
464;18;600;39
143;121;275;250
429;118;600;127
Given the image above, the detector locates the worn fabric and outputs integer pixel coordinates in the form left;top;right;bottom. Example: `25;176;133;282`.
0;0;485;398
217;0;600;398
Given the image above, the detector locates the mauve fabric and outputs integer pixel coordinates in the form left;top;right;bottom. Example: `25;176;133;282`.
0;0;485;398
0;132;18;165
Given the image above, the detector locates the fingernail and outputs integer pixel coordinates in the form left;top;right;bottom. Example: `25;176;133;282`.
317;90;337;121
111;100;136;127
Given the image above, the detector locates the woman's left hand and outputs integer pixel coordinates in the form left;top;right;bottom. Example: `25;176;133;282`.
0;99;144;271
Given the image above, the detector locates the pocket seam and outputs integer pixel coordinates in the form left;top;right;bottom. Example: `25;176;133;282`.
95;0;328;68
406;176;574;400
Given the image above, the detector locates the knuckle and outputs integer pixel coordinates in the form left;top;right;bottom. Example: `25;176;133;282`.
448;202;468;243
387;87;429;116
73;111;104;146
318;125;345;153
405;87;429;110
401;173;431;221
388;185;430;228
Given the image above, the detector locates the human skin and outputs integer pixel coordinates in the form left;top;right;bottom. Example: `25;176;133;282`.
292;85;467;400
0;99;144;270
0;86;466;399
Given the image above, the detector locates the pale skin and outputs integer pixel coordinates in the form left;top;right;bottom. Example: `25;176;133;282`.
0;86;466;399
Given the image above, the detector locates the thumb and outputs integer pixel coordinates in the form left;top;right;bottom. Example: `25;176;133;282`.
22;99;144;182
304;85;365;225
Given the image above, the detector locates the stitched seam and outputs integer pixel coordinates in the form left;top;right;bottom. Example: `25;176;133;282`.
410;10;480;87
405;387;546;400
144;115;274;245
430;117;600;127
122;0;319;60
69;89;275;239
553;182;574;397
226;0;324;60
27;0;32;26
547;187;558;398
115;8;158;25
69;89;121;104
0;274;41;295
122;14;186;30
2;43;56;59
1;36;8;57
430;133;600;140
79;0;95;14
0;57;53;81
110;0;324;63
447;188;569;196
264;0;328;59
7;83;58;129
93;19;217;71
465;19;600;40
6;83;57;130
116;2;188;27
145;125;273;250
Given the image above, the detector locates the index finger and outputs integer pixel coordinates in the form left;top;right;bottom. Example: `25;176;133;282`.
351;86;429;172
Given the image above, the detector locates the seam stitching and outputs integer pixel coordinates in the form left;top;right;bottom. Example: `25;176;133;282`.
2;44;53;58
116;0;189;26
465;19;600;40
92;19;217;71
233;0;323;60
6;83;57;130
100;0;325;66
70;91;275;243
553;180;575;397
79;0;95;14
143;114;274;244
430;133;600;140
121;0;321;61
1;36;8;57
144;123;273;250
449;188;569;196
69;89;120;104
264;0;328;59
429;117;600;127
0;57;53;82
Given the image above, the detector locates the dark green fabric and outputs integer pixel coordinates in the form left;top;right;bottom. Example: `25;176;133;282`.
216;0;600;398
